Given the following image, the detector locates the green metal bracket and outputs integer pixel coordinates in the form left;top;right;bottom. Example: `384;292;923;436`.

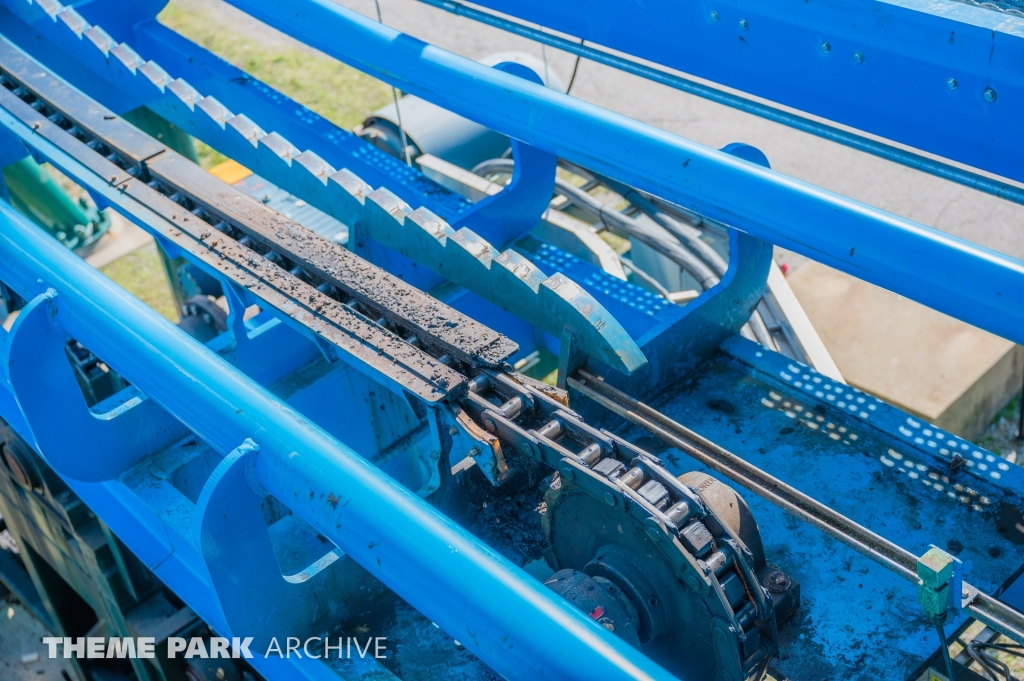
918;545;963;621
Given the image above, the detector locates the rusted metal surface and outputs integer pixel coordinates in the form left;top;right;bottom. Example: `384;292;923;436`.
0;65;482;402
145;153;516;368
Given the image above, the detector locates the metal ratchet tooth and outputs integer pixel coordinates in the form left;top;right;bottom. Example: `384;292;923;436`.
358;190;646;375
19;0;640;375
33;0;63;18
56;7;89;37
83;26;116;55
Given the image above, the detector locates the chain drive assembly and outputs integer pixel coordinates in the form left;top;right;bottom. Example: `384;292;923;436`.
0;44;798;681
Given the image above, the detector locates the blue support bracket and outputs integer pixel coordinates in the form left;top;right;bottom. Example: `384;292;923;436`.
218;280;323;386
606;144;773;396
196;439;379;650
5;289;188;482
456;62;557;248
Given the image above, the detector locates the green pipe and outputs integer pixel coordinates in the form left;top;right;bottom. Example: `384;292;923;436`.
1;156;109;251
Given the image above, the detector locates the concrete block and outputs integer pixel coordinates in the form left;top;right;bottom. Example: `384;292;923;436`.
787;261;1023;440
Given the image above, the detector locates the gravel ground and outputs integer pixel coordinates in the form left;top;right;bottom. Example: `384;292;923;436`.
0;598;77;681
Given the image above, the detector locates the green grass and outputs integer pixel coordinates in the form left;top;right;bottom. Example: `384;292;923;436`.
159;1;393;140
195;141;230;169
99;242;179;323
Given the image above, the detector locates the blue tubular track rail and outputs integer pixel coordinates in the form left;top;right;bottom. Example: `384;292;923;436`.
0;198;668;681
0;0;1023;680
225;0;1024;345
419;0;1024;206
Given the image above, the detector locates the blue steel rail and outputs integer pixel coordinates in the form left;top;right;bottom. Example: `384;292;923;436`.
0;0;1023;679
419;0;1024;207
5;0;1024;345
0;198;670;681
426;0;1024;188
225;0;1024;348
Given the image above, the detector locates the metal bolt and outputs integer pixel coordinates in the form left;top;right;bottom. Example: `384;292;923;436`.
738;18;747;29
947;78;958;91
709;10;719;21
448;426;458;436
762;568;793;594
820;42;831;54
647;526;663;542
603;491;617;506
984;87;997;102
853;51;864;63
560;466;575;481
468;447;480;457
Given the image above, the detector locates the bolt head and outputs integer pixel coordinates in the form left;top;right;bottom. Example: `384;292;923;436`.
603;491;617;506
709;10;719;21
853;51;864;63
647;526;663;542
984;86;997;102
820;42;831;53
763;568;793;594
947;78;958;91
560;466;575;481
738;18;747;29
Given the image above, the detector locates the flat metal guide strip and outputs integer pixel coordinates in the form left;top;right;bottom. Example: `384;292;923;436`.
12;0;645;375
0;35;777;679
568;370;1024;643
0;38;520;401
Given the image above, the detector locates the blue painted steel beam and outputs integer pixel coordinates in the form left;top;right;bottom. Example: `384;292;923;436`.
434;0;1024;186
0;198;673;681
0;1;473;222
417;0;1024;208
224;0;1024;348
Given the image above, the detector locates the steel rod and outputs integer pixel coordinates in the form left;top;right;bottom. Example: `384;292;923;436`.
569;370;1024;643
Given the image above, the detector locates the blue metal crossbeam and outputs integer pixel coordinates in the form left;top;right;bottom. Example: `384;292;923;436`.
441;0;1024;186
223;0;1024;350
